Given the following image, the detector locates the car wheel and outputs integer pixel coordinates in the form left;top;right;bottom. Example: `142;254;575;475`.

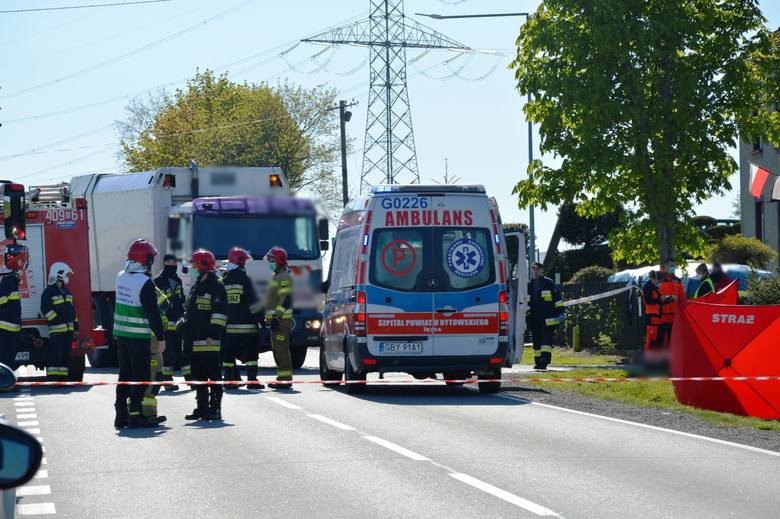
291;346;308;369
344;351;366;394
319;347;342;387
478;369;501;394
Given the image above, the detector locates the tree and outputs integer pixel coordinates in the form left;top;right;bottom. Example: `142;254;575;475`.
710;234;777;268
511;0;780;264
116;70;342;209
558;203;623;248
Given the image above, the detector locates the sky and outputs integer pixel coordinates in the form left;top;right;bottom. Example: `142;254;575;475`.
2;0;780;254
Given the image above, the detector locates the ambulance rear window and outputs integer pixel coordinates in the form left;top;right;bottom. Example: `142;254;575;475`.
369;229;425;291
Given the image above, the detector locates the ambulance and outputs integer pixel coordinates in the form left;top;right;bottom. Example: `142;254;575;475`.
320;185;518;394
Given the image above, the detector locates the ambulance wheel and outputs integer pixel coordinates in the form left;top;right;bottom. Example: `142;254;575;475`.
68;354;85;382
291;346;308;370
319;347;342;386
478;370;501;394
344;355;366;394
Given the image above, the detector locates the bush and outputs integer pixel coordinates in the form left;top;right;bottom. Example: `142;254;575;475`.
743;275;780;305
549;245;615;282
709;235;777;268
567;265;616;284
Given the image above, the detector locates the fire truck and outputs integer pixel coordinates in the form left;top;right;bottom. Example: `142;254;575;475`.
0;181;106;381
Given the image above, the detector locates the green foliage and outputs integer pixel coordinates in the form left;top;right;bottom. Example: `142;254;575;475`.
568;266;616;285
709;235;777;268
558;300;621;353
549;245;614;282
510;0;780;264
558;203;623;247
743;275;780;305
117;71;342;208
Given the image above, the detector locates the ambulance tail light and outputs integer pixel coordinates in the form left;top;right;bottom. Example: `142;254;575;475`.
498;290;509;342
354;290;368;339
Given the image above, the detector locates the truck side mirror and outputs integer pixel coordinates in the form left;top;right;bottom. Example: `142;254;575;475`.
167;216;180;240
318;219;330;241
320;280;331;294
319;240;330;252
1;182;27;241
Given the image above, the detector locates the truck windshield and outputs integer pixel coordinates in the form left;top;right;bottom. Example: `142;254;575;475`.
193;214;319;260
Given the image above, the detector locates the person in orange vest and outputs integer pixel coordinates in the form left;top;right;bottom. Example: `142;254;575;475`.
657;258;685;347
641;270;664;349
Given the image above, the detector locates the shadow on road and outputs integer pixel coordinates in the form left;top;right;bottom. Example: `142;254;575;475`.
116;426;170;438
331;385;531;406
183;420;236;429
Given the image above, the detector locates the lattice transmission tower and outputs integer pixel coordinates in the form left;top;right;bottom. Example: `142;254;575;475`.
303;0;468;192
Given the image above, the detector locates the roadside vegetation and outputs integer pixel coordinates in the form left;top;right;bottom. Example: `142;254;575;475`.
517;347;780;431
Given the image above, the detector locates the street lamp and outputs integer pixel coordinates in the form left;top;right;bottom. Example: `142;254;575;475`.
417;11;537;265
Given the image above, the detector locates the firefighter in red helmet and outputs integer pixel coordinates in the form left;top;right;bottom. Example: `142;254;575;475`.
221;247;265;390
0;244;28;370
263;247;294;389
182;249;227;420
113;239;166;429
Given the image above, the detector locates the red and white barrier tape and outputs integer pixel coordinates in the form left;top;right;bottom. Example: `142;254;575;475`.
11;375;780;387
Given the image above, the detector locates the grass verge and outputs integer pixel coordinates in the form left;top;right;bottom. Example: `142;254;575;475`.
519;348;780;431
520;346;623;366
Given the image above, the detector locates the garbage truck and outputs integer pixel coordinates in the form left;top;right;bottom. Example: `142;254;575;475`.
32;164;329;369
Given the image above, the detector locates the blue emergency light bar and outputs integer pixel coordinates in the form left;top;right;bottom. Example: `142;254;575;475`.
372;184;486;194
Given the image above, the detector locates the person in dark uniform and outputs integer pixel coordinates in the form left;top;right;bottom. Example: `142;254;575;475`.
182;249;227;421
154;254;187;391
41;262;77;381
527;262;563;370
0;244;28;370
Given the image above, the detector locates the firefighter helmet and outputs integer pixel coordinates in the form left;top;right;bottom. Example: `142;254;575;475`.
3;243;29;272
127;239;158;267
191;249;216;273
264;247;288;268
227;247;251;268
48;261;73;284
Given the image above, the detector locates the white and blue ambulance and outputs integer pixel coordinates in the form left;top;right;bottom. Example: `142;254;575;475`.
320;185;518;394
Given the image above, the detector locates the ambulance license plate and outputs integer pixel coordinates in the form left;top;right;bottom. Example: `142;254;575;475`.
379;342;423;354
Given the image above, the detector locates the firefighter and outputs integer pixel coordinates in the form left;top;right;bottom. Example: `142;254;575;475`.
527;262;563;370
154;254;187;391
221;247;265;390
182;249;227;421
41;262;77;381
0;244;28;370
141;286;170;424
658;258;685;347
693;263;715;298
114;240;166;429
263;247;294;389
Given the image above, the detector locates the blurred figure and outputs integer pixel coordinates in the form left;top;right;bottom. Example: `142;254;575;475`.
693;263;714;298
710;262;733;291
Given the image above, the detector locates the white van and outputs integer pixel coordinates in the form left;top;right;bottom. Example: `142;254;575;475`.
320;185;516;394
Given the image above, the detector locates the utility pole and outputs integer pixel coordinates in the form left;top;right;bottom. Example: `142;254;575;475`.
330;100;358;207
417;10;536;270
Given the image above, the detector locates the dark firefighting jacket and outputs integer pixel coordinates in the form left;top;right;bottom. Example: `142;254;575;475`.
41;283;78;335
183;272;227;353
0;273;21;333
221;268;263;335
527;276;563;328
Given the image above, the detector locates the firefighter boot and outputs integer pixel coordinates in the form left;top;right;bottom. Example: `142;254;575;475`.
185;407;205;420
128;415;158;428
114;404;128;429
205;390;222;420
268;380;293;390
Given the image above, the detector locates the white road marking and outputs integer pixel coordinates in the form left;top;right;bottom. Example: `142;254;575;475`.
17;413;38;419
449;473;559;517
14;395;33;400
265;396;301;410
362;436;429;461
34;470;48;479
306;414;355;430
497;395;780;458
41;457;47;465
25;428;41;435
17;502;56;515
16;485;51;497
15;402;35;408
17;420;39;427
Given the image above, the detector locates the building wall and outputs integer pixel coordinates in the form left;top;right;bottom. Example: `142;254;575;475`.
740;136;780;271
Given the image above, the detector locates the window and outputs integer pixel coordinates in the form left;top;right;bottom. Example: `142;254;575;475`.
369;227;495;292
752;137;763;154
328;226;361;294
755;200;764;242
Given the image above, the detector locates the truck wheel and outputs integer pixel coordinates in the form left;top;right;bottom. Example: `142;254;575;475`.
478;369;501;394
319;347;342;387
68;354;86;382
291;346;308;370
344;353;366;394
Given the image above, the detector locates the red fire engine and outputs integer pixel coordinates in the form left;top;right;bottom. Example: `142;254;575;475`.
0;182;106;381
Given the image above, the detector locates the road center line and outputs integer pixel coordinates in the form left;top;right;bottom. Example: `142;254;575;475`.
265;396;302;410
306;414;355;430
17;502;56;516
16;485;51;497
449;473;560;517
496;395;780;458
362;436;429;461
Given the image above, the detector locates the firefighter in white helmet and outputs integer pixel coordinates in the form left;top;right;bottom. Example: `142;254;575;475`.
41;262;77;381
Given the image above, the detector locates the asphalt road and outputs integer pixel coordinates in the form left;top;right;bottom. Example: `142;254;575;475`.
2;350;779;519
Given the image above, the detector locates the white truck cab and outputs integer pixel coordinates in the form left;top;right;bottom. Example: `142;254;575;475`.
320;185;515;394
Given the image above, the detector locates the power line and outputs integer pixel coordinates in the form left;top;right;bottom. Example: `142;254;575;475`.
0;0;257;99
0;0;172;14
